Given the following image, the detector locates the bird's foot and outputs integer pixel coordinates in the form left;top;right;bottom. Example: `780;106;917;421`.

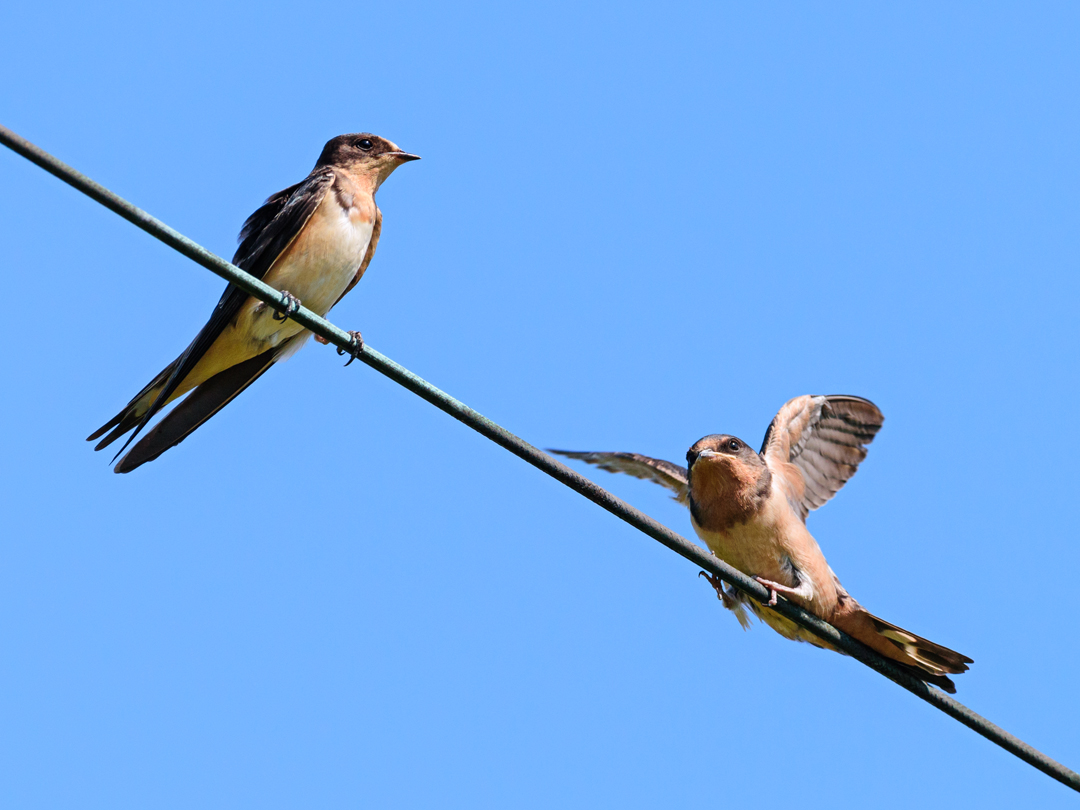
753;576;802;607
273;290;301;322
337;330;364;366
698;570;739;611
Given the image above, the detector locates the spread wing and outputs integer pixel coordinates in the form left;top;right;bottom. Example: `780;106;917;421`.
106;167;336;459
760;395;884;521
551;448;754;627
549;450;689;504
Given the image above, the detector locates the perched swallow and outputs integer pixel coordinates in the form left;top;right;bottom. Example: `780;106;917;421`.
553;395;972;692
88;133;419;473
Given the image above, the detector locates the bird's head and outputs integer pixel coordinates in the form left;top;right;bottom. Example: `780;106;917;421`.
686;434;770;529
316;133;420;189
686;434;761;475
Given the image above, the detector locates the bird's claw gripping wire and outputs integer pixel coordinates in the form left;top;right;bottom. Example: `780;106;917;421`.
698;570;740;611
337;330;364;366
315;330;363;364
753;576;802;607
273;290;301;321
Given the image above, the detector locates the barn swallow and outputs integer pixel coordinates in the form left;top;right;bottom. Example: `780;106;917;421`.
88;133;419;473
553;395;972;692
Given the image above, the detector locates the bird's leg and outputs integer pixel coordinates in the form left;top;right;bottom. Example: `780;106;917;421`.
273;290;302;322
753;576;813;607
698;570;739;611
336;330;364;366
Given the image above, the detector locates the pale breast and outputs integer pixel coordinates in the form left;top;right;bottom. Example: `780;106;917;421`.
263;192;374;318
692;489;832;595
693;518;789;583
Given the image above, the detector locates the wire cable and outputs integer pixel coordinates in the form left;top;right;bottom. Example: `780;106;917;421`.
2;123;1076;793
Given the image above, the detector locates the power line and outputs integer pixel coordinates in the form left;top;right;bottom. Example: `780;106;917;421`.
2;123;1076;794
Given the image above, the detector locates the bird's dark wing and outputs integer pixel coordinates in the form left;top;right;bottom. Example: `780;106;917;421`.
112;342;290;473
550;450;689;504
760;395;884;521
103;167;336;460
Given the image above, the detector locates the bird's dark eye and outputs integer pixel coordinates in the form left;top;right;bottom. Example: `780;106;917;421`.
727;440;740;452
355;138;374;151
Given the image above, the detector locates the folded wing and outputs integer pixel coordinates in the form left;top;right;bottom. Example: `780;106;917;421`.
89;168;336;461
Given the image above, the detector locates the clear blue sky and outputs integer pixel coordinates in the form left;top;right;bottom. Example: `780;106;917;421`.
3;3;1079;807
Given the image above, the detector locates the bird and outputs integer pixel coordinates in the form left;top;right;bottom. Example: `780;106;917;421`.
552;395;972;692
88;133;419;473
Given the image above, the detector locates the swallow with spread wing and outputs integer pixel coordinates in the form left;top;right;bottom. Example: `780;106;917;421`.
552;395;972;692
88;133;419;473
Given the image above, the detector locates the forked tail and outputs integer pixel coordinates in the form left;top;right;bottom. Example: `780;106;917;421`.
86;360;178;451
834;598;972;693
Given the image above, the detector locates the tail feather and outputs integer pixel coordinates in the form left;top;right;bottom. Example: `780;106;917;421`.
87;360;177;448
866;612;973;676
886;661;961;694
832;599;972;692
113;347;280;473
92;408;153;451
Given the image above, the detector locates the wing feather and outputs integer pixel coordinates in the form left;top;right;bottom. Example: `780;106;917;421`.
761;395;884;521
113;344;286;473
549;450;689;504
